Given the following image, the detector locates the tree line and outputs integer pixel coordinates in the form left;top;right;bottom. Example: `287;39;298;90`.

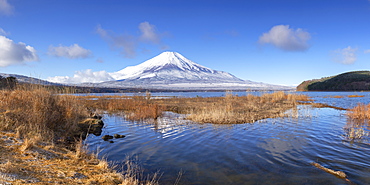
0;76;17;90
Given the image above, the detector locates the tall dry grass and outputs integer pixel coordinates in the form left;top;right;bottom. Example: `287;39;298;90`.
347;103;370;120
155;91;311;124
0;86;161;185
0;87;88;142
345;104;370;141
81;95;163;121
119;159;160;185
79;91;311;124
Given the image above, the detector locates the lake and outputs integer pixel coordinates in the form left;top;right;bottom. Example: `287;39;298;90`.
85;91;370;185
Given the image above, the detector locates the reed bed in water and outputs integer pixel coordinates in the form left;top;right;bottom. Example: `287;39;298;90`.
324;95;365;98
81;94;163;121
80;91;311;124
154;91;311;124
347;103;370;120
347;95;365;98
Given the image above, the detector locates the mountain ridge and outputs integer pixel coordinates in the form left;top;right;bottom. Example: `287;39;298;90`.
109;51;241;82
89;51;291;90
0;73;63;86
2;52;292;91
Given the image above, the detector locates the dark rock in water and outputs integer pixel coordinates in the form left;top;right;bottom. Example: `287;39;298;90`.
90;124;103;136
109;141;114;143
90;113;102;120
77;118;104;137
102;135;113;141
114;134;125;139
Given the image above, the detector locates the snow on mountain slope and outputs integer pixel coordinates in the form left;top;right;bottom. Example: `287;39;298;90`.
85;51;292;90
109;51;240;82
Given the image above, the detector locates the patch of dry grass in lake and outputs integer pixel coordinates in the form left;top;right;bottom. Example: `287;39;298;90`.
154;91;312;124
347;103;370;120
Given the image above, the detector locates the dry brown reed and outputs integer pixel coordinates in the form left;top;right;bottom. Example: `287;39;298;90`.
20;137;39;151
0;86;159;184
119;159;160;185
0;87;88;142
333;95;344;98
347;103;370;120
347;95;365;98
80;95;163;121
78;91;310;124
155;91;311;124
74;139;90;160
325;95;365;98
0;160;18;174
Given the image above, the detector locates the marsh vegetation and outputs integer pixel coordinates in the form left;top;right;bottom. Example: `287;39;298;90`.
0;85;159;185
81;91;311;124
2;83;370;184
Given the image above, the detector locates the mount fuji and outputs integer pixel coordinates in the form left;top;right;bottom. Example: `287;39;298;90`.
86;52;290;90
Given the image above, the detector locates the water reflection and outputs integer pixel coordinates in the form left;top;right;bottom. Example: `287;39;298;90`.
344;118;370;143
85;96;370;185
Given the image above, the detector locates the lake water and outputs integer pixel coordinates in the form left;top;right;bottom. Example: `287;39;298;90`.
85;91;370;185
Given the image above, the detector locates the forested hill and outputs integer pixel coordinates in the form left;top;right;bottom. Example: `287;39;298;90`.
297;71;370;91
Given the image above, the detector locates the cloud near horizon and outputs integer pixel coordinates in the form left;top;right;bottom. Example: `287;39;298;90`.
0;0;14;16
47;69;114;84
0;35;39;67
331;46;357;64
48;44;92;59
96;22;167;58
259;25;311;51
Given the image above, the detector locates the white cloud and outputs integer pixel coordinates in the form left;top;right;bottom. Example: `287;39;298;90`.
364;49;370;54
47;69;114;84
96;24;137;58
48;44;92;59
0;36;38;67
332;46;357;64
0;0;13;16
139;22;160;44
0;28;9;36
259;25;311;51
96;22;167;58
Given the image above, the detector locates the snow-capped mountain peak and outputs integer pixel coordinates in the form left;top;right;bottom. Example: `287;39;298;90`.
109;51;216;80
87;51;291;90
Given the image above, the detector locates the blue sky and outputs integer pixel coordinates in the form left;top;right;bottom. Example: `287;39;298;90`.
1;0;370;86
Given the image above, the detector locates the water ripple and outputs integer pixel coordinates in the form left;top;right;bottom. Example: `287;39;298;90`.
86;106;370;184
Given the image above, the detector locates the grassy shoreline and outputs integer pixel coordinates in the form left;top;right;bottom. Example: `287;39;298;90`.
4;86;368;184
0;87;158;185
